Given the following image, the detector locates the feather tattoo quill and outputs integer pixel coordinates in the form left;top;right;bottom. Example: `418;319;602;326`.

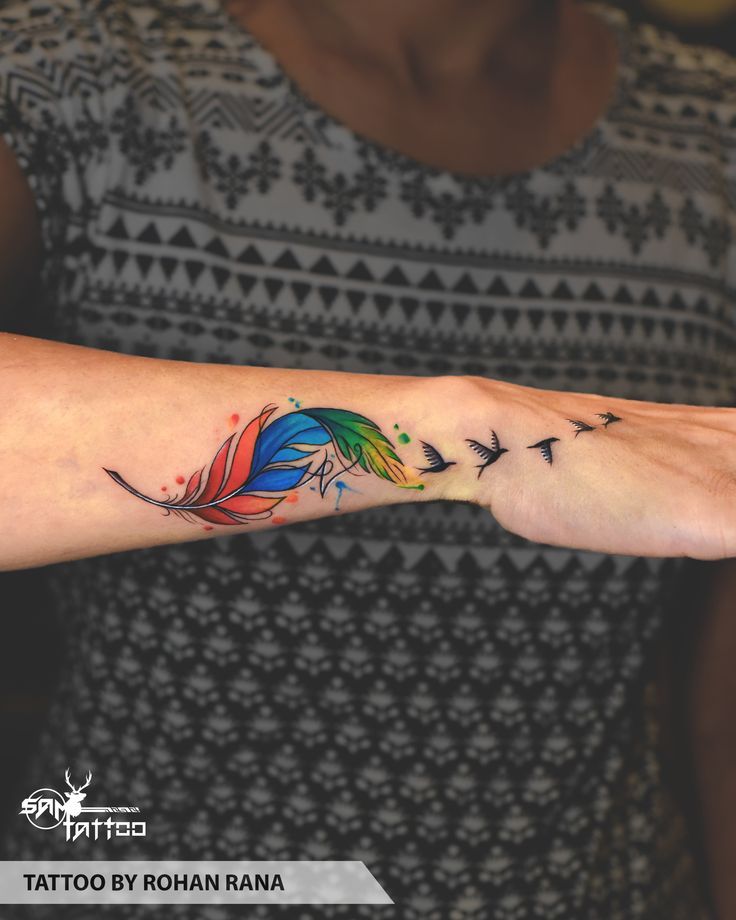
105;404;420;526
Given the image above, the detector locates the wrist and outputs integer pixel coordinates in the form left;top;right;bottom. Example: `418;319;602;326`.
404;374;505;505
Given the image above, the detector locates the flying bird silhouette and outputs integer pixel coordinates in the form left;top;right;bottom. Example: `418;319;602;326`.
417;441;456;474
527;437;560;465
596;411;622;427
465;430;509;478
567;419;596;437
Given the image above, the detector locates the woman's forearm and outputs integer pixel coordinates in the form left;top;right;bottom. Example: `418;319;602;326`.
0;333;464;569
5;332;736;570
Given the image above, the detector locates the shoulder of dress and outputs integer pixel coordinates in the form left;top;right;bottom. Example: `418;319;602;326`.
623;12;736;109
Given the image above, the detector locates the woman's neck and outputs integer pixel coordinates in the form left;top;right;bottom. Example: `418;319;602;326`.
224;0;619;177
295;0;565;91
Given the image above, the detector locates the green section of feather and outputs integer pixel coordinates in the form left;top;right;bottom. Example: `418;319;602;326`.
300;408;407;483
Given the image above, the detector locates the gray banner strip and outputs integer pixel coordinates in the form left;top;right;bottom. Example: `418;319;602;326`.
0;861;393;904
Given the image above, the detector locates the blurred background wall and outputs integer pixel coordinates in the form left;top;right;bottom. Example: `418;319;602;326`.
623;0;736;52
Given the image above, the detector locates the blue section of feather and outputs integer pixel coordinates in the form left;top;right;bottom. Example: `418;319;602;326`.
249;412;330;481
243;464;311;494
270;446;316;464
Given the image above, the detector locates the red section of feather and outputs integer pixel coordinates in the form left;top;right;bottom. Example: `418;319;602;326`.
196;434;235;504
192;506;243;526
220;405;276;498
108;404;287;527
181;468;202;502
218;494;283;516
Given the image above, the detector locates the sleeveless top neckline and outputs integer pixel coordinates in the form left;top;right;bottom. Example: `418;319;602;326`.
212;0;636;185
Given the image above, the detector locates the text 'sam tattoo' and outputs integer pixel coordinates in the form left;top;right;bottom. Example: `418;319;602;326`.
105;405;423;528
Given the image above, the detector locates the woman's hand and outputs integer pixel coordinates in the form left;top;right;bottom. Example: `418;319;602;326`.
439;376;736;560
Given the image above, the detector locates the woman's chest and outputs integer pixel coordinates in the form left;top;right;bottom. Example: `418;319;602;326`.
47;39;736;409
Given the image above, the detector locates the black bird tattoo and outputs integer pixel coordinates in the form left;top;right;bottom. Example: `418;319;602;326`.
567;419;596;437
417;441;456;474
465;430;509;478
596;411;622;428
527;437;560;465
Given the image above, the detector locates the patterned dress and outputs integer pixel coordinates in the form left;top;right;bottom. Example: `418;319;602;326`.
1;0;734;917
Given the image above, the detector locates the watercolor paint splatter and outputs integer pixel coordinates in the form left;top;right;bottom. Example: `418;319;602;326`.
393;423;411;444
333;479;359;511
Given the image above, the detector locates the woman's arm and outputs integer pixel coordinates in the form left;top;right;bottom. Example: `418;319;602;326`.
4;332;736;570
1;333;452;568
689;558;736;919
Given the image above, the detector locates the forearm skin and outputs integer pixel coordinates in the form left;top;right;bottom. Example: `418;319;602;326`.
5;332;736;569
0;334;469;569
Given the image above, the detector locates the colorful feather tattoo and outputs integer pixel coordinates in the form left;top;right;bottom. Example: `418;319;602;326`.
104;404;422;527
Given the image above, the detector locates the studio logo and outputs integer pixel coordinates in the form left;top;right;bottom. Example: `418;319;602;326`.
20;769;146;843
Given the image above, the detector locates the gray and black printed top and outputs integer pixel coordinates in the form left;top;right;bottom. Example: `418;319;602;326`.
1;0;734;917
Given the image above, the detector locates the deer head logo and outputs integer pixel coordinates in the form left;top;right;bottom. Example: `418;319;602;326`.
64;769;92;818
